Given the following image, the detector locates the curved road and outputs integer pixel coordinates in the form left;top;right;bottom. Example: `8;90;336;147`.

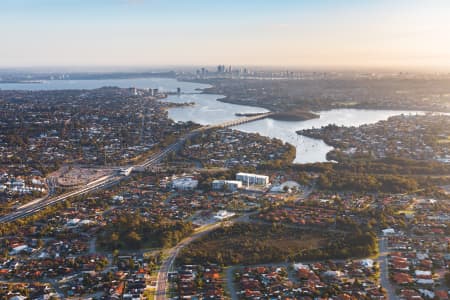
154;212;257;300
154;223;221;300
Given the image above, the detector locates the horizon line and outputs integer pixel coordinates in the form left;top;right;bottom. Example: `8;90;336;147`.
1;64;450;75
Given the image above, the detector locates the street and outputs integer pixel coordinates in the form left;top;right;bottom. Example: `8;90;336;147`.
378;236;396;300
154;223;222;300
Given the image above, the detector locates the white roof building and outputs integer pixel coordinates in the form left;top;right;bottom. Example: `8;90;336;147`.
382;228;395;235
66;218;81;226
360;259;374;268
11;245;29;255
212;180;242;191
415;270;432;277
236;172;269;186
171;177;198;191
214;210;235;220
293;263;310;271
270;181;301;193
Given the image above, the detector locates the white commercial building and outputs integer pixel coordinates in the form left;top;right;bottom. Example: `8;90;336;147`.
270;180;301;193
236;172;269;186
382;228;395;236
212;180;242;191
214;210;236;220
171;177;198;191
10;245;30;255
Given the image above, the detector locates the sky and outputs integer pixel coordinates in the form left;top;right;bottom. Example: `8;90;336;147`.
1;0;450;71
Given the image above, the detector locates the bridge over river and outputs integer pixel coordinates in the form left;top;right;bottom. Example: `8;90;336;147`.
199;112;273;130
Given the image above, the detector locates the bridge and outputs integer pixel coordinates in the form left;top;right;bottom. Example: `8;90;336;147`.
139;112;274;169
198;112;274;131
216;112;273;128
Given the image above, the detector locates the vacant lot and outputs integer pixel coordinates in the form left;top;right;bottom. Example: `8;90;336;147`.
178;223;377;266
178;223;331;265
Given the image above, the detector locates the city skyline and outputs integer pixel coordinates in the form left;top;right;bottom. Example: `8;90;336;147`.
2;0;450;71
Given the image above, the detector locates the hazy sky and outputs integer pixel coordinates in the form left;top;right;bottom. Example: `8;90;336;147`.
2;0;450;71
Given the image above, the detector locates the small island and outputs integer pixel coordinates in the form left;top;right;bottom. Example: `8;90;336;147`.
268;110;319;121
236;110;319;121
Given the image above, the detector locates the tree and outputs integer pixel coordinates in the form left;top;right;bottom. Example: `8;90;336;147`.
129;258;135;270
445;272;450;287
126;231;142;248
111;232;120;248
113;249;120;265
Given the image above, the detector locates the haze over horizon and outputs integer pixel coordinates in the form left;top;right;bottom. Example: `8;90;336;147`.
2;0;450;72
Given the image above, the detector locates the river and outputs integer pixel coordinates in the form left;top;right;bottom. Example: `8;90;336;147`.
1;77;423;164
0;77;204;93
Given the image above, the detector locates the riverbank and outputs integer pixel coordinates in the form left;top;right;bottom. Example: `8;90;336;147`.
191;77;450;114
297;113;450;163
0;80;43;84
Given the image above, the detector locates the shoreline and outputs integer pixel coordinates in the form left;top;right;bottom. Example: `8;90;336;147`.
0;80;43;84
0;72;176;85
192;78;450;115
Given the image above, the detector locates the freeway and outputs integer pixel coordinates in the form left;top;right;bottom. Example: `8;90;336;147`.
0;140;180;224
0;140;175;224
0;174;121;223
0;112;274;224
0;129;189;224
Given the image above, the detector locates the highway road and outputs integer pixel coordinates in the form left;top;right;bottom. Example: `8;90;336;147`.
0;174;121;223
0;138;185;224
0;113;274;224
